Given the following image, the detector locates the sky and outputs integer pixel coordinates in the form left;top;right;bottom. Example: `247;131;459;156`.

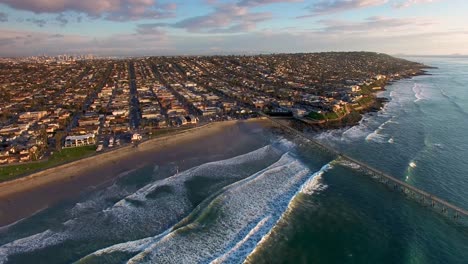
0;0;467;57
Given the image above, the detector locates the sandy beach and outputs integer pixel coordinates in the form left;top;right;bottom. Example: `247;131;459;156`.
0;118;273;227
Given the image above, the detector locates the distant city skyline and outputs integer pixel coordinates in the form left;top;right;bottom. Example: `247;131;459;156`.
0;0;467;57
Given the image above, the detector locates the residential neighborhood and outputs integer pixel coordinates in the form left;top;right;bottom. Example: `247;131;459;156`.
0;52;426;164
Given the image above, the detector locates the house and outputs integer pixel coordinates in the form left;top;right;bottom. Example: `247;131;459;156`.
20;154;31;162
351;85;361;92
0;150;9;164
64;134;96;148
186;115;198;124
253;100;265;109
292;108;307;118
7;156;20;164
156;119;167;128
375;74;386;80
18;111;48;121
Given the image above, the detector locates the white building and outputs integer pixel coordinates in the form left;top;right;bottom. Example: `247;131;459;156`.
64;134;95;148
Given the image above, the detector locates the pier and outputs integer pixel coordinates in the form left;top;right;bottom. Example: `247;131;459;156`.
260;113;468;222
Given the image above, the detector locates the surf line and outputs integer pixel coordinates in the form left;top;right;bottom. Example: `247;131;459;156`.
125;153;303;263
242;161;334;263
76;151;288;262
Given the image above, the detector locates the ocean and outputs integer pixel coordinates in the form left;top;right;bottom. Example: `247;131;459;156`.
0;56;467;263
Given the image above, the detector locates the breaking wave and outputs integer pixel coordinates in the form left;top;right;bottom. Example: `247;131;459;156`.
300;163;332;195
0;142;296;264
413;83;427;102
77;153;331;264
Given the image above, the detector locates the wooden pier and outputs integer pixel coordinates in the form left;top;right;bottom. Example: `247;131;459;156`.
260;113;468;222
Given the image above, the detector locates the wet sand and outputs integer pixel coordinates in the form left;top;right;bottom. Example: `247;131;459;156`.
0;119;273;227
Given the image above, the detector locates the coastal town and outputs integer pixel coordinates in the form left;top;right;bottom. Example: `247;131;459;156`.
0;52;426;172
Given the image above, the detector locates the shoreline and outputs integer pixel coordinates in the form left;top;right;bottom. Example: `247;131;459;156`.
0;118;270;227
300;70;430;131
0;68;430;227
0;122;210;193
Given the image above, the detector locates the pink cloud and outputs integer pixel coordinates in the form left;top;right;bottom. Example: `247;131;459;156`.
237;0;303;6
150;2;277;34
299;0;388;17
0;0;177;21
394;0;436;8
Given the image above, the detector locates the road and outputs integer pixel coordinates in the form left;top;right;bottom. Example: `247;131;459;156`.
128;61;141;129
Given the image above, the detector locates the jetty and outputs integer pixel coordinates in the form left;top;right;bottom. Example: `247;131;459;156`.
259;112;468;222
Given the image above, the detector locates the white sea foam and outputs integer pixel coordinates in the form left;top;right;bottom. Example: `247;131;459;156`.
365;130;386;143
114;153;318;264
343;125;369;141
300;163;332;195
413;83;426;102
364;115;399;144
210;216;271;264
0;144;288;264
337;159;361;170
0;230;69;264
433;143;444;149
244;161;333;262
83;229;171;259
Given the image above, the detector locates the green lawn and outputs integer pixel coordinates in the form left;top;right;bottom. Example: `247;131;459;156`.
0;126;201;182
324;112;339;119
306;111;325;120
359;79;386;95
358;96;375;106
0;145;96;182
148;126;195;138
307;111;341;120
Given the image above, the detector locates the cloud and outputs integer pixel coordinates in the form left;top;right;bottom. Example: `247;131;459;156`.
152;0;303;34
49;34;65;38
0;29;172;57
56;14;68;26
317;16;434;33
0;0;176;21
168;29;468;56
155;3;272;33
0;38;15;46
0;12;7;22
135;24;167;35
393;0;436;8
1;26;467;57
237;0;303;6
301;0;388;17
160;3;177;10
26;18;47;27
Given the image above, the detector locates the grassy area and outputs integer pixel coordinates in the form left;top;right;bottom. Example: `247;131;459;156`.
359;79;387;95
148;126;196;138
306;111;325;120
324;112;339;119
358;96;375;106
0;145;96;182
0;124;207;183
307;111;341;121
